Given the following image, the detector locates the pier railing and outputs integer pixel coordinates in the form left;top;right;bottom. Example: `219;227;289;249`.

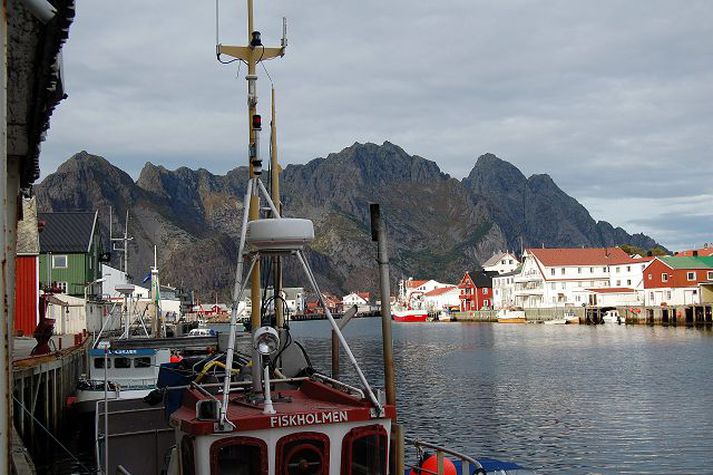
404;436;485;475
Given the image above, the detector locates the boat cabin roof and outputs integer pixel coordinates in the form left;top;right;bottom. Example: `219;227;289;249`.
172;379;396;436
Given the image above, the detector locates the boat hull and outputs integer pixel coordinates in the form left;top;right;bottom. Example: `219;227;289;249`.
497;317;527;324
392;310;429;322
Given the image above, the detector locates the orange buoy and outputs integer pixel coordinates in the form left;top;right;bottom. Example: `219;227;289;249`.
409;454;457;475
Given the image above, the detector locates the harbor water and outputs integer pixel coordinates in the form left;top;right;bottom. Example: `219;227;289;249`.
287;319;713;474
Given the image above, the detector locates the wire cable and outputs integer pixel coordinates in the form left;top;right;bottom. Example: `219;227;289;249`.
13;395;93;474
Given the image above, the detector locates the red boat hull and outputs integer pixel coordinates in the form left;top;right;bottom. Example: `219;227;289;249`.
391;311;429;322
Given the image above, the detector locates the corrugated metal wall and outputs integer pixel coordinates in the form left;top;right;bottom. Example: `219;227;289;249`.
15;256;38;336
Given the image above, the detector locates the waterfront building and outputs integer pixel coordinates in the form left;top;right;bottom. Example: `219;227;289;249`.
482;251;521;275
342;292;371;314
458;270;496;311
38;211;106;297
422;285;460;311
14;198;40;336
512;247;647;308
492;267;520;309
674;244;713;257
643;256;713;306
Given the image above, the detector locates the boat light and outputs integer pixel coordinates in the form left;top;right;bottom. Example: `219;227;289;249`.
252;114;262;130
251;31;262;47
254;326;280;356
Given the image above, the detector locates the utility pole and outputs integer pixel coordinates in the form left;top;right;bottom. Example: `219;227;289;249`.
217;1;286;332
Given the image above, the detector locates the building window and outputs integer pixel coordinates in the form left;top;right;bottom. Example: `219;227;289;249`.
577;281;582;287
648;274;652;280
501;260;506;265
483;299;489;307
482;288;487;294
615;267;620;273
687;272;696;281
508;259;513;264
626;279;631;286
577;267;582;274
561;268;565;275
550;283;556;290
589;267;594;273
616;280;621;286
649;292;654;301
561;283;566;289
708;271;713;281
603;267;608;272
666;291;672;300
662;273;669;282
52;255;68;269
627;266;631;272
550;269;555;276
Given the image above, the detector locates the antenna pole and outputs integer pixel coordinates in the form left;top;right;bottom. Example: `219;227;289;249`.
270;87;284;328
217;0;287;335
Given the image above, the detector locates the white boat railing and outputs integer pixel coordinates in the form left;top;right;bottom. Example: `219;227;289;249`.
404;436;486;475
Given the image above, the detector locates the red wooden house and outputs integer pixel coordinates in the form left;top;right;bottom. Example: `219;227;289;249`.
15;198;40;336
643;256;713;306
458;270;496;311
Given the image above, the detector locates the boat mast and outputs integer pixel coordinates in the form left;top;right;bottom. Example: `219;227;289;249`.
270;87;285;328
217;0;286;331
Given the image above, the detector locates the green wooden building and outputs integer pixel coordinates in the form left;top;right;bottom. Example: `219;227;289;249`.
38;211;105;297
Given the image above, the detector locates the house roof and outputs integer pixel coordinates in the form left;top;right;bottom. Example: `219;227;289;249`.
17;197;40;255
8;0;75;187
38;211;98;253
423;286;457;297
527;247;631;266
405;279;428;289
658;256;713;270
482;251;519;268
460;270;496;288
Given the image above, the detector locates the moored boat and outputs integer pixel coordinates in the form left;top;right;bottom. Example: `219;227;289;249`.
392;308;429;322
497;308;527;323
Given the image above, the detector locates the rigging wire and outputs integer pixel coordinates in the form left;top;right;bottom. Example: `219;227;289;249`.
13;395;93;474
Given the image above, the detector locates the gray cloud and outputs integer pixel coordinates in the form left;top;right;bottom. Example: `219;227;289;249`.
40;0;713;250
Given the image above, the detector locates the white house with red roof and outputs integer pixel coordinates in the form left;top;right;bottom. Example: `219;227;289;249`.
342;292;372;314
422;286;460;311
398;278;453;309
513;247;651;308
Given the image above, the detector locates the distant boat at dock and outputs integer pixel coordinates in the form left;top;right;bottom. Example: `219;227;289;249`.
497;308;527;323
392;308;429;322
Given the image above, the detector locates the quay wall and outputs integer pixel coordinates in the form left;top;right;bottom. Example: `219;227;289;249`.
453;307;585;323
453;305;713;325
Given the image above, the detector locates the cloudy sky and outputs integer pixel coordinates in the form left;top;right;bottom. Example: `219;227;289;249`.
41;0;712;250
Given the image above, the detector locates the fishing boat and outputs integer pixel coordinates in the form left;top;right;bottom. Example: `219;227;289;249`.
97;3;531;474
392;307;429;322
497;308;527;323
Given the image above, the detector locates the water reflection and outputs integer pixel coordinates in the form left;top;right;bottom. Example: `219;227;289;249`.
289;320;713;473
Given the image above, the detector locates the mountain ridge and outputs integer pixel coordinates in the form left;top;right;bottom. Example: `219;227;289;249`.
34;143;660;298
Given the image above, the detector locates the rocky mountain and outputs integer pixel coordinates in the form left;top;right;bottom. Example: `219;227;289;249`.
34;144;659;299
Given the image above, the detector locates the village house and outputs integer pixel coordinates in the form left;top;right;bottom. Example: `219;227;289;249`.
512;247;650;309
305;292;341;314
674;244;713;258
458;271;496;311
14;197;40;336
642;256;713;306
491;267;520;309
422;286;460;312
482;251;521;275
38;211;106;297
342;292;372;314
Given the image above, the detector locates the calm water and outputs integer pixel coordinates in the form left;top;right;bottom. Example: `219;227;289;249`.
288;319;713;474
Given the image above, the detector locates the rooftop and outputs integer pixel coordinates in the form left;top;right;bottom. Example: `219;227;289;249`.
658;256;713;270
38;211;98;253
527;247;631;266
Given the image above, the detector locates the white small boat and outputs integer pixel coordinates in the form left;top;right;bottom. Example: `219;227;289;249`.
564;311;579;324
602;310;624;324
544;318;567;325
497;308;527;323
437;310;452;321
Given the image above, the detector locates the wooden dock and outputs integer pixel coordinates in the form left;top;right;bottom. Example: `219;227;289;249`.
12;336;88;465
